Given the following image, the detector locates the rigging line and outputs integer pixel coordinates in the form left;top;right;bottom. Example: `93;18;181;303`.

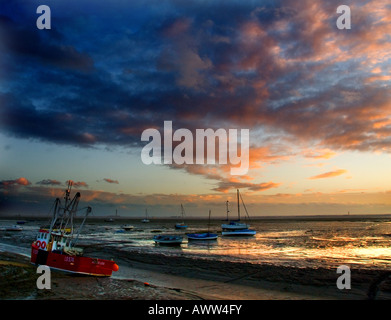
240;193;251;221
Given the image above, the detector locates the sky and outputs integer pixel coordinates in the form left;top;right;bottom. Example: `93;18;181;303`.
0;0;391;218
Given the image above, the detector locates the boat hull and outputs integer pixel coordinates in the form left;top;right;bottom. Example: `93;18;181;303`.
221;222;249;230
221;229;256;236
153;235;183;245
30;244;118;277
187;233;218;240
175;224;188;229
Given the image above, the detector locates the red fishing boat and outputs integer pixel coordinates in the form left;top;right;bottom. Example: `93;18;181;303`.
31;181;119;276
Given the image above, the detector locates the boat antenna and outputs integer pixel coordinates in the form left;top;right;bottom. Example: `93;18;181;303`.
62;191;81;238
58;180;73;231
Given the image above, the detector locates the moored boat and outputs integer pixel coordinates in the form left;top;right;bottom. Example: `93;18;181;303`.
141;208;150;223
187;210;218;241
221;220;249;230
121;224;134;231
175;223;187;229
153;235;183;245
221;190;256;236
175;204;188;229
30;181;119;277
187;232;218;240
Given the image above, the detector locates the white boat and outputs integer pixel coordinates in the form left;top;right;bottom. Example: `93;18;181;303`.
141;208;150;223
121;224;134;231
175;204;188;229
221;220;249;230
221;189;256;236
221;195;250;230
153;235;183;245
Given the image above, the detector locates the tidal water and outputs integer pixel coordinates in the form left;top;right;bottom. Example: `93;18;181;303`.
2;216;391;270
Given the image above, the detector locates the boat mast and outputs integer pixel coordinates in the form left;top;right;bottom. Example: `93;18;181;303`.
181;204;185;222
226;201;230;221
237;189;240;221
208;209;211;233
48;197;61;236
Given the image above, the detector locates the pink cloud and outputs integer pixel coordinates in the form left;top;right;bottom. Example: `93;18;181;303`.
0;177;31;188
103;178;119;184
308;169;348;180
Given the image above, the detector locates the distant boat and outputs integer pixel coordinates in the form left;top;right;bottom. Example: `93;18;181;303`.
175;204;188;229
141;208;150;223
153;235;183;246
121;224;134;231
187;210;218;241
2;225;23;232
221;189;256;237
17;220;26;225
105;209;118;222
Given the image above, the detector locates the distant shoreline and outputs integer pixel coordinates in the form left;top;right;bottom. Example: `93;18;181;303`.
2;213;391;221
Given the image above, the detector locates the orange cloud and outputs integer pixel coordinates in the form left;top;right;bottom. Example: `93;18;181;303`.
0;177;31;188
66;180;89;188
304;149;336;160
308;169;348;180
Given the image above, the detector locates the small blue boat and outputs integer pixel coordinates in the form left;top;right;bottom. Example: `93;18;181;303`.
153;235;183;245
187;210;218;240
175;223;188;229
187;232;218;240
175;204;188;229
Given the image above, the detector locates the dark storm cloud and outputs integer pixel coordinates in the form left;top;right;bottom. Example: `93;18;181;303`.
36;179;62;186
1;0;390;191
0;15;93;71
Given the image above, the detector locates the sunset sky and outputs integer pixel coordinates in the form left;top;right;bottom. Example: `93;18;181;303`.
1;0;391;217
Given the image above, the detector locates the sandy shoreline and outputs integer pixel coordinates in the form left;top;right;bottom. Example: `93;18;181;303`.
1;243;391;300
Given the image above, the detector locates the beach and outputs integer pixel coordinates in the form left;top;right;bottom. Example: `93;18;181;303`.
2;216;391;300
1;243;391;300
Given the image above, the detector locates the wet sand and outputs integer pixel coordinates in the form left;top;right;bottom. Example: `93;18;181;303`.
0;251;202;300
2;244;391;300
98;247;391;300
